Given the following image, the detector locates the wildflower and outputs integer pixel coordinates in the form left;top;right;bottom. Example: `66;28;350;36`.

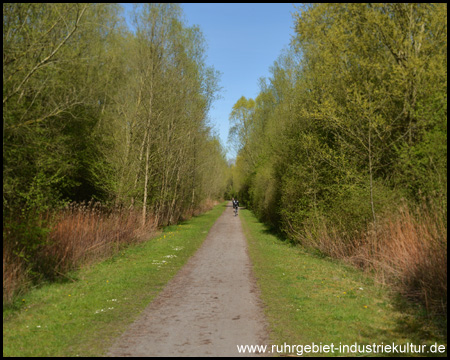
95;307;114;314
364;305;368;308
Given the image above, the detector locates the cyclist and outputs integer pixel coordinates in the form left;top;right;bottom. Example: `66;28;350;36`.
233;198;239;216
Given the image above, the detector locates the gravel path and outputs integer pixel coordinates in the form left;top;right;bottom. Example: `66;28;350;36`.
107;203;269;357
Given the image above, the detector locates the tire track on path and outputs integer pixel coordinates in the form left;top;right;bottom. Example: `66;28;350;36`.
107;202;269;357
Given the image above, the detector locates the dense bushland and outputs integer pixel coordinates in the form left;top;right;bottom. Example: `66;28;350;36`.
3;4;228;303
228;3;447;318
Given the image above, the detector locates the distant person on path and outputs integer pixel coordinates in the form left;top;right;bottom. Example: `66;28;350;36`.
233;198;239;216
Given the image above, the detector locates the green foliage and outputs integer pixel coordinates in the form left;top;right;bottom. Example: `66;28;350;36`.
394;97;447;207
227;2;447;318
230;2;447;236
3;3;227;293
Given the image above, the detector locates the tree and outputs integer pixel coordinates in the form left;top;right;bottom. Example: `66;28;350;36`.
230;3;446;241
3;3;124;215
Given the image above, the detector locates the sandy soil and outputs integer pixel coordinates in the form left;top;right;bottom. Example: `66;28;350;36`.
107;203;269;357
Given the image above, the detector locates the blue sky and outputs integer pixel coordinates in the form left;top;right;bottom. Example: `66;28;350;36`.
120;3;299;160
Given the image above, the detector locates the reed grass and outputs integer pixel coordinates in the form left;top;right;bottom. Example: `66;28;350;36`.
3;202;152;304
40;202;156;274
299;204;447;317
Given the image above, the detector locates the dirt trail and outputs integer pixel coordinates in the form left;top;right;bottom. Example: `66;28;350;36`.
107;203;269;357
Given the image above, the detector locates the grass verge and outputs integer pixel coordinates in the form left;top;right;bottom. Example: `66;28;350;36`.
240;209;447;357
3;202;227;357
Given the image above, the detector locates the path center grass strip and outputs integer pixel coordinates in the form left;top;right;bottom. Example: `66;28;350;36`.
3;202;227;357
240;209;447;357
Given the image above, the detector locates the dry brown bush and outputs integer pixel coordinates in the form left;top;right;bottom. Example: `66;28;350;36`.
300;204;447;316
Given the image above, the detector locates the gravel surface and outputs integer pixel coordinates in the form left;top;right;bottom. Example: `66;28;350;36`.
107;203;269;357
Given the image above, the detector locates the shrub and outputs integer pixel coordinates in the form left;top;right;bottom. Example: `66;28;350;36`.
300;203;447;317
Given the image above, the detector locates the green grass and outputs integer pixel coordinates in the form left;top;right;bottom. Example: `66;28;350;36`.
3;202;227;357
240;209;447;357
